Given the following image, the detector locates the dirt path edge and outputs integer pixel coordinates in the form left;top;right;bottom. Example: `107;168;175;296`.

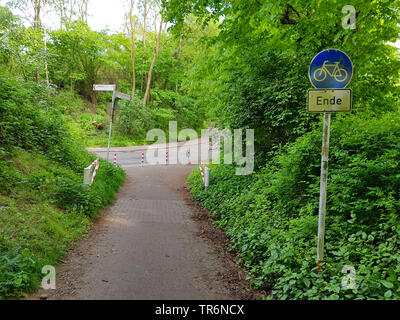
180;184;268;300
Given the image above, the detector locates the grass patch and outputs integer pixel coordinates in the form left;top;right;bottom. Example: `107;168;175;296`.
0;149;125;299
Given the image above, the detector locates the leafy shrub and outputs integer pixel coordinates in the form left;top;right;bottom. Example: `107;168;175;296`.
188;111;400;300
55;178;97;215
0;250;39;299
54;159;125;217
117;96;154;136
74;109;108;132
52;90;85;115
150;88;202;130
0;74;126;298
0;76;69;155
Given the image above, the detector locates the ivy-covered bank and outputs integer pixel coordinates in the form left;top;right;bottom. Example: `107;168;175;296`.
188;112;400;300
0;75;125;299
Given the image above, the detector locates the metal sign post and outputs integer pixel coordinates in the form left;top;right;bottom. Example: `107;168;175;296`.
204;166;210;191
93;85;132;162
107;89;116;162
317;112;331;263
308;49;353;268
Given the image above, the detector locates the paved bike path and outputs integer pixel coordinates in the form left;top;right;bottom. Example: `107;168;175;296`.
32;165;242;300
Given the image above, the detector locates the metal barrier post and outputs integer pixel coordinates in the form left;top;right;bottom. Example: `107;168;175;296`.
204;166;210;191
84;167;92;185
83;159;99;186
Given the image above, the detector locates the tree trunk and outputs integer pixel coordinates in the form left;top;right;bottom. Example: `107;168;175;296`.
68;0;74;24
143;20;163;106
44;26;50;95
80;0;89;23
143;0;147;47
59;0;64;30
34;0;41;84
91;91;98;111
84;0;88;23
130;17;136;97
126;0;136;97
175;34;183;92
34;0;41;31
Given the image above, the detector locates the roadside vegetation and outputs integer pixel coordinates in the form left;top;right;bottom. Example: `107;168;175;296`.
0;4;211;147
174;0;400;300
1;0;400;301
0;0;215;298
0;0;214;298
188;113;400;299
0;75;125;299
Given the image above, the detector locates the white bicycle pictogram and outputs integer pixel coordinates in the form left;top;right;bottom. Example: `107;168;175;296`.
313;61;348;82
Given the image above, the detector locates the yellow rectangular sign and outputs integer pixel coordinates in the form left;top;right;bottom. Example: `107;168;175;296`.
307;89;352;113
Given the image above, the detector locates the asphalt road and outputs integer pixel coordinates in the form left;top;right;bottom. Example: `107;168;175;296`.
93;138;218;168
29;144;260;300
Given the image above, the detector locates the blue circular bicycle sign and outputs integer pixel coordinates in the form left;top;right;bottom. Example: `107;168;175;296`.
309;49;353;89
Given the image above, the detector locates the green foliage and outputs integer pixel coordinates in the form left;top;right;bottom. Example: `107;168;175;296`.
52;90;85;115
117;96;154;136
55;159;125;218
0;250;38;298
49;21;108;100
0;5;212;149
164;0;400;153
0;76;66;153
188;112;400;300
218;50;318;150
0;73;125;298
150;88;203;129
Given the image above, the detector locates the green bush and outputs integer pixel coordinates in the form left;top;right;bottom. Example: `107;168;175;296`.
0;250;39;298
117;96;154;136
188;111;400;300
52;90;85;115
55;159;125;217
0;74;126;298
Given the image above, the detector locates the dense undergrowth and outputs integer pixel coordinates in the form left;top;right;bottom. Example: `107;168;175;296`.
56;90;204;148
188;112;400;300
0;75;125;298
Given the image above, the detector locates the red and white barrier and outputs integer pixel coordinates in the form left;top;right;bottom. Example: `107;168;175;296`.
113;154;117;166
199;162;210;190
91;159;99;184
166;151;169;165
199;165;205;182
84;159;100;185
141;152;145;166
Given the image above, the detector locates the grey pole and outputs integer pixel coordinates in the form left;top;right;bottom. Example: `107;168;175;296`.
84;167;91;185
317;113;331;264
204;166;210;191
107;89;116;162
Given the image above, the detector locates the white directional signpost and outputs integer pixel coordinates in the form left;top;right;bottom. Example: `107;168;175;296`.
93;84;132;162
93;84;116;92
115;91;132;101
308;49;353;270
